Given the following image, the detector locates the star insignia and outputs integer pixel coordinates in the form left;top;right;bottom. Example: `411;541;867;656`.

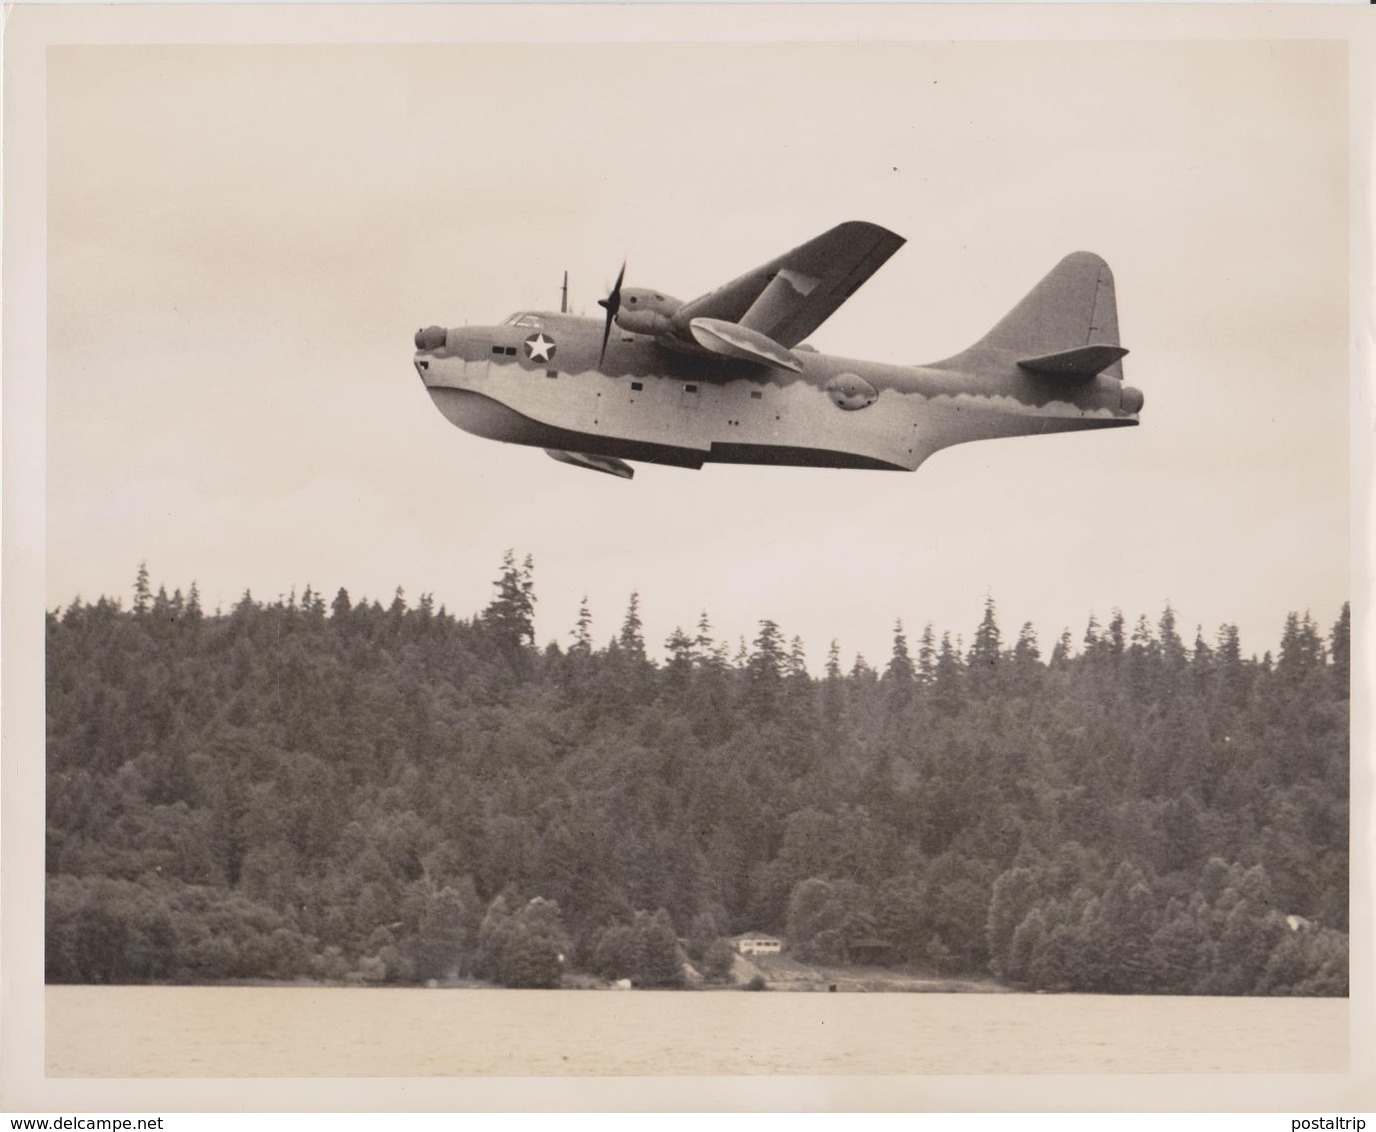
524;333;556;363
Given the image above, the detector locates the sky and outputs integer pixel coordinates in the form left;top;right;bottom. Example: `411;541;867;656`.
43;31;1354;669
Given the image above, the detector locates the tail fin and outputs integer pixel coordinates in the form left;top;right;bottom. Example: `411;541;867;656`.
935;252;1126;381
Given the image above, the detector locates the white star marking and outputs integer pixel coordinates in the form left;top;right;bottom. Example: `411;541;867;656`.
525;334;556;363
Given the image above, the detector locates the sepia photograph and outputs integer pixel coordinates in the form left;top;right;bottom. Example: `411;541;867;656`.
3;1;1373;1116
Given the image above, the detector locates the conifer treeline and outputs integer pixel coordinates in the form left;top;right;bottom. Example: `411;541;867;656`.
45;555;1349;994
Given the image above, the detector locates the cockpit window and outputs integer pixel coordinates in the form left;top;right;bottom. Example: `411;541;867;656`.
502;313;543;328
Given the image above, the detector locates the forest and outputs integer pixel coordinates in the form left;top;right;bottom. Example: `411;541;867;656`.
45;555;1350;995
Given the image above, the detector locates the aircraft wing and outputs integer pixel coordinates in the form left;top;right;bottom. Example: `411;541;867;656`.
672;221;905;348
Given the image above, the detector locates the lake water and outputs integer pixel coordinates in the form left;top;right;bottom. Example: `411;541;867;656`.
45;986;1348;1077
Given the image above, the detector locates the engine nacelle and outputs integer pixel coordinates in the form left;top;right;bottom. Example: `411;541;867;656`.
614;288;683;337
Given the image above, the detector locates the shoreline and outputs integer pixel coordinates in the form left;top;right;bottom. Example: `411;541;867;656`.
45;966;1012;994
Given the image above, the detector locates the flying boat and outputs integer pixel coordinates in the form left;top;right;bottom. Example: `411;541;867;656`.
412;222;1143;479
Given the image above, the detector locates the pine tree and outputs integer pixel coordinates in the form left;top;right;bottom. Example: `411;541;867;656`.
825;639;842;681
232;589;257;622
1329;602;1350;699
1107;609;1127;658
1215;622;1247;709
1126;614;1158;695
1130;614;1155;653
484;550;536;649
571;596;593;656
747;619;786;718
1158;604;1187;670
186;580;204;623
1083;612;1103;657
693;611;715;666
1216;622;1242;667
617;592;645;660
1010;622;1042;695
133;562;152;617
822;639;846;726
416;592;435;623
885;620;915;683
787;636;810;689
1049;628;1073;669
934;632;964;714
917;623;937;686
521;556;536;624
1277;611;1325;687
1192;625;1212;666
664;626;694;683
967;596;1001;695
884;620;915;713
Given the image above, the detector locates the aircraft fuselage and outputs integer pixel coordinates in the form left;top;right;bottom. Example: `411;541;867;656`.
414;311;1140;473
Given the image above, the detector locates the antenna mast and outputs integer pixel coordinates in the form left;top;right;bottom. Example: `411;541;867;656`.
560;271;569;314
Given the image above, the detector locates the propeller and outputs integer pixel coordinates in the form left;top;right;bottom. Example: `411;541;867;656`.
596;260;626;365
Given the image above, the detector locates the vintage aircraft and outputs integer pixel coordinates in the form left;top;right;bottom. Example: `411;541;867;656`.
412;222;1143;479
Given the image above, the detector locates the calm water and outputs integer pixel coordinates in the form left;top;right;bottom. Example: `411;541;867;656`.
45;986;1347;1078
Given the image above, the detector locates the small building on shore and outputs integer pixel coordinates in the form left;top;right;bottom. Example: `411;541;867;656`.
733;933;783;956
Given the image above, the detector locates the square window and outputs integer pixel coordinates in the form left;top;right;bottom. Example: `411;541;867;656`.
505;346;517;356
684;384;698;394
547;369;558;378
631;381;643;391
750;391;762;400
491;345;503;355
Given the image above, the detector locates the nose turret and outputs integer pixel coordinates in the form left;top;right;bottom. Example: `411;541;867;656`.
415;325;447;351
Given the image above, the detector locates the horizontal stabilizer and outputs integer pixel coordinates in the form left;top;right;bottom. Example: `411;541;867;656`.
544;449;634;479
688;318;802;372
1018;344;1129;378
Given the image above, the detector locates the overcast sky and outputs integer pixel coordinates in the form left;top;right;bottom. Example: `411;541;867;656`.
45;32;1352;667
